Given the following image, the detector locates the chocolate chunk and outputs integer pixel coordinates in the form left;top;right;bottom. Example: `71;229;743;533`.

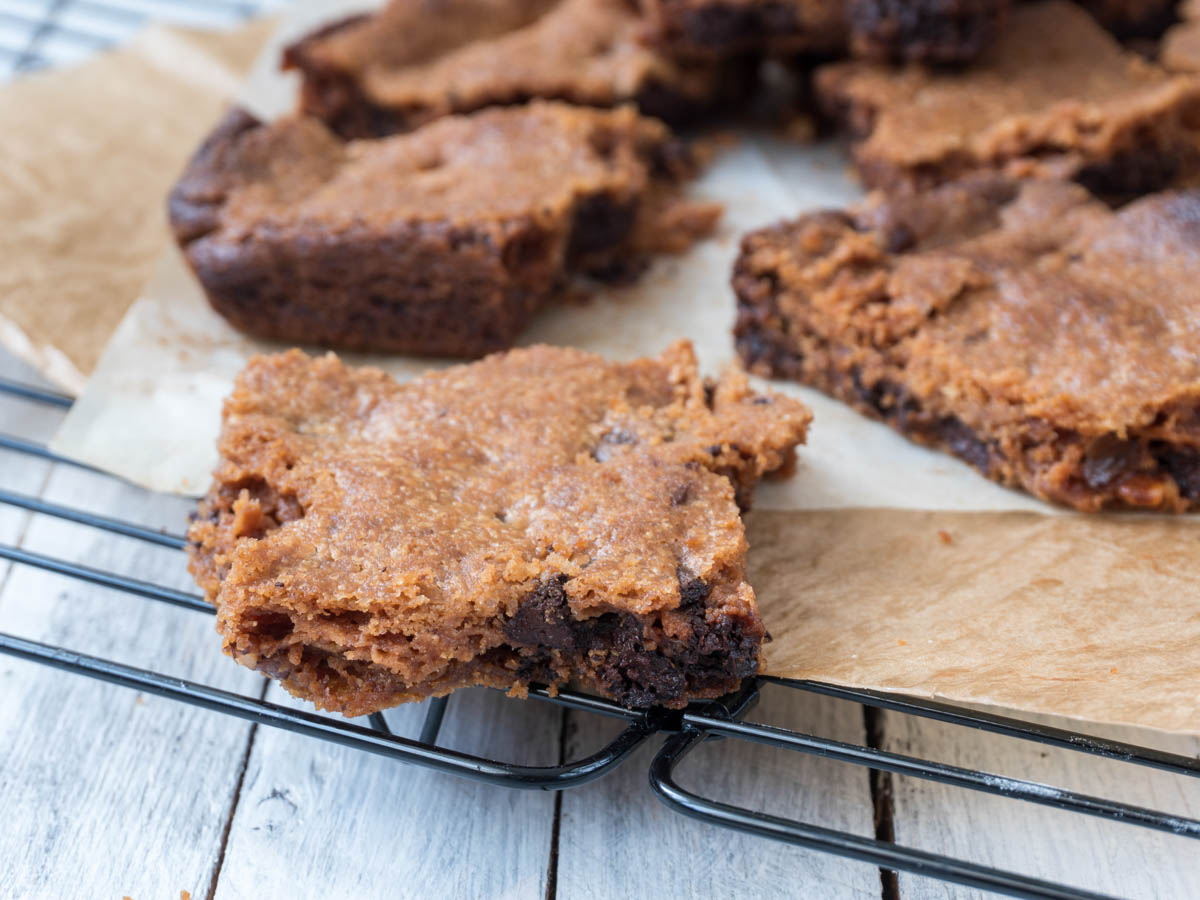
1156;447;1200;500
1082;435;1141;488
187;342;806;715
670;483;693;506
504;576;577;650
938;418;993;474
678;572;711;608
568;194;639;261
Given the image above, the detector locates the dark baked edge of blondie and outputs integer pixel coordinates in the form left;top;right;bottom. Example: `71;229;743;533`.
168;108;701;358
227;570;764;715
192;460;769;715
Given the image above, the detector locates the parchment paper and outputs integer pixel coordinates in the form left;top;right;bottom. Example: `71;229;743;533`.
42;2;1200;735
0;18;274;393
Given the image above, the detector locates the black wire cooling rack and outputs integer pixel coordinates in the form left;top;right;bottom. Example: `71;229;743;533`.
2;375;1199;900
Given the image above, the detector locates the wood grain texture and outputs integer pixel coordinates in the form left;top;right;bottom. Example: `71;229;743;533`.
0;394;263;899
884;710;1200;899
212;686;560;900
556;684;882;899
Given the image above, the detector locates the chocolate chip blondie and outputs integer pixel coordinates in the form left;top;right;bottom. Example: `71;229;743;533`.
817;1;1200;195
282;0;557;138
169;102;719;358
734;175;1200;512
285;0;745;138
187;342;811;714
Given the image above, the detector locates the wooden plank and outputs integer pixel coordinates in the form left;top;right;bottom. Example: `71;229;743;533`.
212;686;560;900
0;455;263;899
556;684;882;898
883;709;1200;899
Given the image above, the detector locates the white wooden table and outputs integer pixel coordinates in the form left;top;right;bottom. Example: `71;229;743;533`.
2;346;1199;899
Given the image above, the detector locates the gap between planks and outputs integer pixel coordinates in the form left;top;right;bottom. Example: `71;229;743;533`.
545;706;568;900
206;679;271;900
864;705;900;900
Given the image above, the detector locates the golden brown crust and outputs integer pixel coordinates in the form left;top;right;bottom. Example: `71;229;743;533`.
188;342;811;714
734;176;1200;513
816;1;1200;195
168;102;720;358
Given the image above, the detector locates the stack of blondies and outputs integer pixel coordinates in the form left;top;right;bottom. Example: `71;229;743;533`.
179;0;1200;715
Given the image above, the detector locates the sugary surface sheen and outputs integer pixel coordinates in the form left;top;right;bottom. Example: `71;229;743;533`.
816;1;1200;194
285;0;740;138
734;176;1200;512
187;342;811;715
169;102;719;357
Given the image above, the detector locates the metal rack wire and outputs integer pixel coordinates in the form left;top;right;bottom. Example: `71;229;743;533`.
2;376;1198;900
0;0;285;78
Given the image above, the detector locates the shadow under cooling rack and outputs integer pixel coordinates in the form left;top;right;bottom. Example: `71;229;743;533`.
1;376;1198;900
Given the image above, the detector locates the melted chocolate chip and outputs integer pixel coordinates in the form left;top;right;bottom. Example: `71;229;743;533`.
1155;446;1200;500
503;576;577;650
1082;435;1141;488
678;572;711;609
938;418;993;474
850;369;995;474
502;572;756;708
567;193;638;260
